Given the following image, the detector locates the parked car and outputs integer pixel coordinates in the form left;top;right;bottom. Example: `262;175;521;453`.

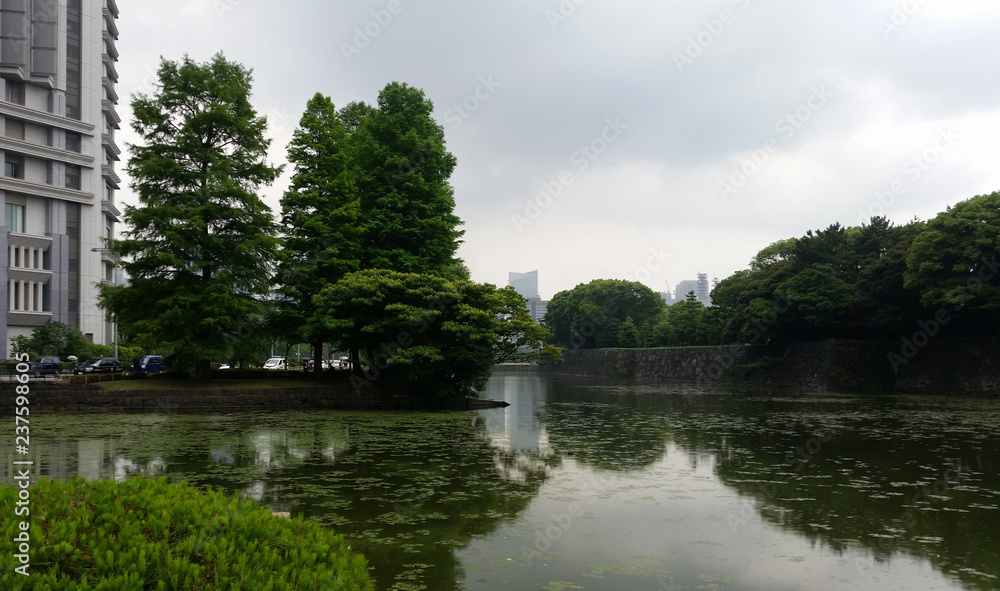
28;356;62;377
262;357;287;370
132;354;165;374
302;357;331;372
73;357;122;375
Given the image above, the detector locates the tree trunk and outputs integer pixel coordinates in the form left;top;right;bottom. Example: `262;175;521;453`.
196;359;212;382
312;341;323;380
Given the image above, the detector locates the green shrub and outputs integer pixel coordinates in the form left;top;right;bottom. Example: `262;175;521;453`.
0;477;373;590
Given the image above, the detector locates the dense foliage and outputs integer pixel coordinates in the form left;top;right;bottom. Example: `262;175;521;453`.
99;54;281;378
315;270;552;396
549;191;1000;349
92;54;553;389
8;322;142;362
545;279;666;349
276;92;360;368
0;477;372;590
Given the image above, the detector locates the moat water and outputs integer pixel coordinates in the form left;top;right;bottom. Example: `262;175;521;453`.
4;375;998;590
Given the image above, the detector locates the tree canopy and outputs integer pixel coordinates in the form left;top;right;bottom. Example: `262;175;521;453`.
314;270;550;396
275;93;360;368
351;82;465;275
99;53;281;377
545;279;666;349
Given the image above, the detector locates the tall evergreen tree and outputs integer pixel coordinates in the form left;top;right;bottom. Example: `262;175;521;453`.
99;54;281;377
351;82;464;275
276;93;360;371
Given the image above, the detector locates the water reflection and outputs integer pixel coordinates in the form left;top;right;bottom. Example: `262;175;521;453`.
3;376;998;590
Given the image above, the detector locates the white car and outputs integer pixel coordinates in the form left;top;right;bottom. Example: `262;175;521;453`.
263;357;287;370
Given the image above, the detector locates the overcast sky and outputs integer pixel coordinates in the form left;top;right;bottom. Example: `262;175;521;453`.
115;1;1000;299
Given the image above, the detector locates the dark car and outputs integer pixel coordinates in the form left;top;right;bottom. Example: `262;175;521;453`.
28;356;62;377
73;357;122;375
132;354;165;374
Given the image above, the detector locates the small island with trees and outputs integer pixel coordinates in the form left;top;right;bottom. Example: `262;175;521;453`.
88;53;556;401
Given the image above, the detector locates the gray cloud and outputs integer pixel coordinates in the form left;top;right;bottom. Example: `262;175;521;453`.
116;0;1000;298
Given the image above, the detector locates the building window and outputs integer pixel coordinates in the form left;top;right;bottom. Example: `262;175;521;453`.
4;155;23;179
65;164;81;190
66;131;82;153
6;203;25;233
3;80;25;104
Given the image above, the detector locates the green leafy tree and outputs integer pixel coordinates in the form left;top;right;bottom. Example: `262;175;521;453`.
617;317;639;348
314;270;527;397
545;279;666;349
905;191;1000;325
20;322;89;358
276;93;360;371
351;82;464;275
99;54;281;378
493;287;561;364
596;318;622;348
667;292;704;346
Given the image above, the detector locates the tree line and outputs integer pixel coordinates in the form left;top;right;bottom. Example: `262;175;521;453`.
98;53;554;394
545;191;1000;350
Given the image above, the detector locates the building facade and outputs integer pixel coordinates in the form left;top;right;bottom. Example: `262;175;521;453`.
508;270;548;324
0;0;120;356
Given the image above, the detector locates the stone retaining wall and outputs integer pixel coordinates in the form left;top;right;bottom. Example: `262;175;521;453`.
495;337;1000;396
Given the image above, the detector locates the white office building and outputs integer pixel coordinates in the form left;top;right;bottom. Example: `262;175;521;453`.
0;0;120;356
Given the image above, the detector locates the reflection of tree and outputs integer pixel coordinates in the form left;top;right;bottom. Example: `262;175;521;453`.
540;380;676;471
666;403;1000;591
30;411;550;591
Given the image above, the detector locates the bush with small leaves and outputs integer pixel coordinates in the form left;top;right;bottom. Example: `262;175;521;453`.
0;477;373;590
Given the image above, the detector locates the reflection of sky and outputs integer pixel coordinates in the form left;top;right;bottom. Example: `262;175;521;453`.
459;442;963;591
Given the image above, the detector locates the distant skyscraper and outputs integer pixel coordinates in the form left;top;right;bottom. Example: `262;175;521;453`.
673;273;712;306
675;279;698;301
696;273;710;305
508;270;547;323
508;270;539;300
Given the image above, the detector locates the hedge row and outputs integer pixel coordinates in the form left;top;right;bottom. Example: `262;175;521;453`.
0;477;373;590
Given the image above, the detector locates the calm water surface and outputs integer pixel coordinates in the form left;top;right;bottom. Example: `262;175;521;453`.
3;375;998;590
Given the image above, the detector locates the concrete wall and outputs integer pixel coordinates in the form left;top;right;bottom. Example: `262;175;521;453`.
497;338;1000;396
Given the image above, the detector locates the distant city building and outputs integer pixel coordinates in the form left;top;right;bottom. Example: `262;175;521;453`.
508;270;539;300
675;279;699;302
508;270;547;324
669;273;714;307
696;273;710;305
660;291;678;306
